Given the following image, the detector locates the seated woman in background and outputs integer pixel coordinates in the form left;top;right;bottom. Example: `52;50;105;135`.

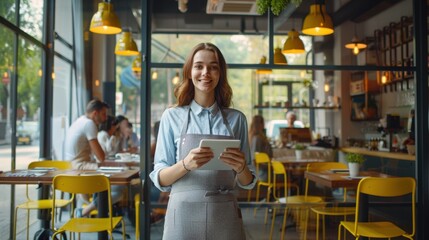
249;115;272;182
97;115;121;157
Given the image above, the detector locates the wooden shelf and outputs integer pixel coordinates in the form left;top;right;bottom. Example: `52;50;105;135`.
253;106;341;110
341;147;415;161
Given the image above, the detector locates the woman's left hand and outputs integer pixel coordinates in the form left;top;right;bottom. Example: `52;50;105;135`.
219;148;246;173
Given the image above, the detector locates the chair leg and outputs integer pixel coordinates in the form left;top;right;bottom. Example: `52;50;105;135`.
316;212;320;240
254;184;261;217
322;214;326;240
281;208;289;240
269;207;277;240
26;209;30;240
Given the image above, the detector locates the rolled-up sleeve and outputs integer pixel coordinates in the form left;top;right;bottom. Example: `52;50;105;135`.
149;109;179;192
233;111;257;190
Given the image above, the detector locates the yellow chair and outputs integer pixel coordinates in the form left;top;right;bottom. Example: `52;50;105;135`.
308;162;355;240
338;177;415;240
135;193;140;239
251;152;273;223
51;174;126;240
13;160;73;240
269;161;324;240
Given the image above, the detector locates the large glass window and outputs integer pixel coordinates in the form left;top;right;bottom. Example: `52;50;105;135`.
52;57;71;160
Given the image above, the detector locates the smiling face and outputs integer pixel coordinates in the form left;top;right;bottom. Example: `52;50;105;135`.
191;49;220;104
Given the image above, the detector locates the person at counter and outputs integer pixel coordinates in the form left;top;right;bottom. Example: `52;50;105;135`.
286;111;304;128
150;42;256;239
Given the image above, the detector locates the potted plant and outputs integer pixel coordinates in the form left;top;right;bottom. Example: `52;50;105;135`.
345;153;365;177
294;144;307;160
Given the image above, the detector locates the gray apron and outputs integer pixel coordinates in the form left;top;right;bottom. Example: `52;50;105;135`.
162;107;246;240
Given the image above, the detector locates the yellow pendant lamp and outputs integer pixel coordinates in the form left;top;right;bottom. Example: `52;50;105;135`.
132;54;141;72
115;30;139;56
274;48;287;64
282;29;305;54
302;3;334;36
345;36;367;55
89;2;122;34
256;56;272;74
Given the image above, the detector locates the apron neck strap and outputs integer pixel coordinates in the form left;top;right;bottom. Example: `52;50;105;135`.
180;105;235;138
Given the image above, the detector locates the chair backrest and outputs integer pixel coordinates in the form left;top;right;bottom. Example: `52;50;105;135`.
255;152;271;183
52;174;114;229
271;161;287;200
354;177;416;236
28;160;72;170
305;162;347;196
26;160;72;200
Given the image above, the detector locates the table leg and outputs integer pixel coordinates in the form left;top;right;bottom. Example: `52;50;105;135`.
98;190;108;240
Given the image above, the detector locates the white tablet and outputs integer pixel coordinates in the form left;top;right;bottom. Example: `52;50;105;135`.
198;139;241;170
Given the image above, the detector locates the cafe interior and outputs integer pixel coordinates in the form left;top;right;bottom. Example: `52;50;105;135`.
0;0;428;239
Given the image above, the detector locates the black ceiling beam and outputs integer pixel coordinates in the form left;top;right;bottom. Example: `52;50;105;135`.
333;0;401;26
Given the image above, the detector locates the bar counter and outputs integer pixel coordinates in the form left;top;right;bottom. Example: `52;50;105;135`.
341;147;415;161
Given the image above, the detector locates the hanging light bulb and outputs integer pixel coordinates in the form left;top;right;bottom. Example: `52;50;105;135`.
256;56;272;74
152;71;158;80
172;72;180;85
89;1;122;34
282;29;305;54
131;54;141;72
345;36;367;55
95;79;100;87
38;69;42;77
302;2;334;36
324;82;330;92
115;29;139;56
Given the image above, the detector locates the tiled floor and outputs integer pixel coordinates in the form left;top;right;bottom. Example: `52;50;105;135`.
17;205;342;240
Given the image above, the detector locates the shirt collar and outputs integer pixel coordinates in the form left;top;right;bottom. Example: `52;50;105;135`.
190;100;219;117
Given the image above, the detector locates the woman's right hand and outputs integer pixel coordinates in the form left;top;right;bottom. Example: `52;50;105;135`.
182;147;214;171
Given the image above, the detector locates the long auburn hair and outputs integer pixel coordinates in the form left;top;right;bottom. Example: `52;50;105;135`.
174;42;232;108
249;115;267;143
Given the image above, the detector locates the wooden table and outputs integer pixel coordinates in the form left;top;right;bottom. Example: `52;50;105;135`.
305;170;390;189
305;169;392;240
0;168;139;240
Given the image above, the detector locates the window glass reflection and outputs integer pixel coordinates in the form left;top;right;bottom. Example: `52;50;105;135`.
0;0;17;24
19;0;44;41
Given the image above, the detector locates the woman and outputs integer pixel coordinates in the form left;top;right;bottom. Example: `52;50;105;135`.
97;115;121;157
249;115;273;182
150;42;256;240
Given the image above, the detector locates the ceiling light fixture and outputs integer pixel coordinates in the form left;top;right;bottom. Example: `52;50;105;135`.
302;1;334;36
89;1;122;35
152;71;158;80
345;36;367;55
274;48;287;65
256;56;272;74
345;25;367;55
115;29;139;56
282;29;305;54
172;72;180;85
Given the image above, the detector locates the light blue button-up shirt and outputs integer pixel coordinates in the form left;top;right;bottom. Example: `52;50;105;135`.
150;100;256;192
